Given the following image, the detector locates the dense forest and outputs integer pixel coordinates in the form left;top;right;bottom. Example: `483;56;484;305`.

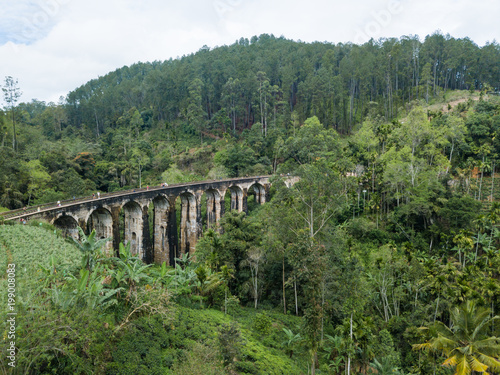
1;32;500;374
1;32;499;206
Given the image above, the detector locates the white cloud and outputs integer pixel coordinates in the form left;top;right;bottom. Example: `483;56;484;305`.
0;0;498;103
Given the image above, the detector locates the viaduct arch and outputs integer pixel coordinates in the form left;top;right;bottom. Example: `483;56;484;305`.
2;176;274;265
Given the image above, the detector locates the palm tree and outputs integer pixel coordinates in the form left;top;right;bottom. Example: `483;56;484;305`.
113;242;151;297
473;214;492;261
220;265;234;315
194;264;223;307
322;334;345;372
369;357;404;375
282;327;302;358
414;300;500;374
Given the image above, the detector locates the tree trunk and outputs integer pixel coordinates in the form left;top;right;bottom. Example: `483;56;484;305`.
138;164;142;189
264;90;268;137
475;229;481;262
321;280;325;341
259;81;264;134
434;294;440;322
479;156;485;201
232;99;236;134
492;299;495;336
12;111;17;152
283;255;286;314
447;141;454;173
254;262;258;309
94;109;100;138
347;311;353;375
491;161;495;202
294;277;298;316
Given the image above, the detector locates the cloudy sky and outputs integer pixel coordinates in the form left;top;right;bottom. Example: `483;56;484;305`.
0;0;498;103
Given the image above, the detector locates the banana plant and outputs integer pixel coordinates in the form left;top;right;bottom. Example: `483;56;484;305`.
151;261;177;287
38;255;59;288
72;227;111;271
369;357;404;375
49;283;77;310
111;242;152;298
174;253;192;269
78;267;123;309
49;266;123;310
282;327;302;358
121;261;152;297
170;263;197;295
193;264;224;307
322;334;345;366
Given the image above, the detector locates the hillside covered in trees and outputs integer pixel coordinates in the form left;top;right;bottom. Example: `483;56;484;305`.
1;32;499;208
1;32;500;374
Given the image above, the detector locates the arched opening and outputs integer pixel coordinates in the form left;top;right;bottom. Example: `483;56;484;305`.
247;191;257;212
122;201;144;259
53;215;79;240
247;183;266;212
223;189;232;214
152;195;170;265
228;185;245;213
87;207;113;254
269;179;286;201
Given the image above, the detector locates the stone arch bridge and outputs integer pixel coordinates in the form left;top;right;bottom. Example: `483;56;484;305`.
1;176;291;266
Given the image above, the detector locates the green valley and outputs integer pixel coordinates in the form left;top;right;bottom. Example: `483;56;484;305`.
1;32;500;374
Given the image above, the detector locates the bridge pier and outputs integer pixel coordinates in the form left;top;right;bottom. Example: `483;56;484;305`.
252;184;267;204
123;201;144;259
111;206;121;255
153;196;170;264
205;189;223;230
229;186;246;212
179;193;200;257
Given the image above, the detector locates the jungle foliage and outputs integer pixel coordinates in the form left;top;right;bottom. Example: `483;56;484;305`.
1;32;500;374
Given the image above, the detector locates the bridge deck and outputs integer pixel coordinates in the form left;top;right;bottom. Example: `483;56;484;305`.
0;175;272;222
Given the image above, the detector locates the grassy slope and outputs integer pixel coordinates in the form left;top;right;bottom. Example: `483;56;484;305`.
161;306;306;374
0;224;82;303
0;224;307;374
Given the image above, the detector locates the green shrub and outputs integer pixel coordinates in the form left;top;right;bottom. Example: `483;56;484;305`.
218;322;245;366
253;312;273;335
235;360;259;374
172;343;226;375
108;315;170;375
